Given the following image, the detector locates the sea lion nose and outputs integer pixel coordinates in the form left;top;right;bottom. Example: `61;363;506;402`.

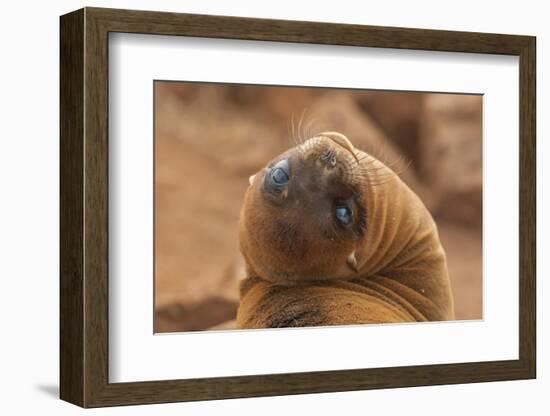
320;150;337;168
320;132;360;164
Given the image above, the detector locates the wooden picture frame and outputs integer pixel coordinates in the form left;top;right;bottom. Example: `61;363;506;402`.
60;7;536;408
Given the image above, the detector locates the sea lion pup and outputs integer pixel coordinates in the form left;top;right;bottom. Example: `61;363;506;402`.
236;132;454;329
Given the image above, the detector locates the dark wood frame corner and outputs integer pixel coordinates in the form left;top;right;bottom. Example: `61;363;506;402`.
60;7;536;408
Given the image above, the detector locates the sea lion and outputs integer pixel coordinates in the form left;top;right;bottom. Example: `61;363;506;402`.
236;132;454;329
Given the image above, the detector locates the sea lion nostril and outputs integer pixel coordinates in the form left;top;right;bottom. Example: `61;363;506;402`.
320;150;337;167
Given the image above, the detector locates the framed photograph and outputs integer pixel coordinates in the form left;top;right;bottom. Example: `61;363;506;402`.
60;7;536;408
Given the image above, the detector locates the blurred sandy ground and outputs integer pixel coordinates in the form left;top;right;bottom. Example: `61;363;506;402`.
154;82;482;332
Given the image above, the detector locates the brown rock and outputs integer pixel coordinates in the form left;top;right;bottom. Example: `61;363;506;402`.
355;91;424;168
438;222;482;320
155;297;238;333
419;94;483;227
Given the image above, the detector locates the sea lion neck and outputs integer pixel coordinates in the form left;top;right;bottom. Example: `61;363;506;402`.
353;150;437;277
351;151;406;274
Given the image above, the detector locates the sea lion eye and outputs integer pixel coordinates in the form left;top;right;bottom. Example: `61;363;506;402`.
335;206;352;225
271;168;289;185
269;159;290;187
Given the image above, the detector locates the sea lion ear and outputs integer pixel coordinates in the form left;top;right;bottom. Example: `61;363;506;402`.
346;251;359;272
248;174;256;186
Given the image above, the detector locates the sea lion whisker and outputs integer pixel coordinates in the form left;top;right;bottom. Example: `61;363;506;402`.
358;168;397;178
366;177;398;187
304;117;319;144
390;159;412;177
352;155;379;169
358;165;396;174
348;170;398;185
366;144;407;172
287;119;299;148
355;154;374;163
368;176;397;184
292;112;306;148
297;108;308;144
292;125;301;148
350;165;390;175
355;162;384;171
355;153;382;165
381;154;408;170
289;114;295;146
291;113;300;147
355;154;411;179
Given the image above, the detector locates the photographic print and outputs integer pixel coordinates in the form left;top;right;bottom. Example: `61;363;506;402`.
154;82;483;333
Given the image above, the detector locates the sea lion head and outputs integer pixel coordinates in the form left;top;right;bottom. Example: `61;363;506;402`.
239;132;369;285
